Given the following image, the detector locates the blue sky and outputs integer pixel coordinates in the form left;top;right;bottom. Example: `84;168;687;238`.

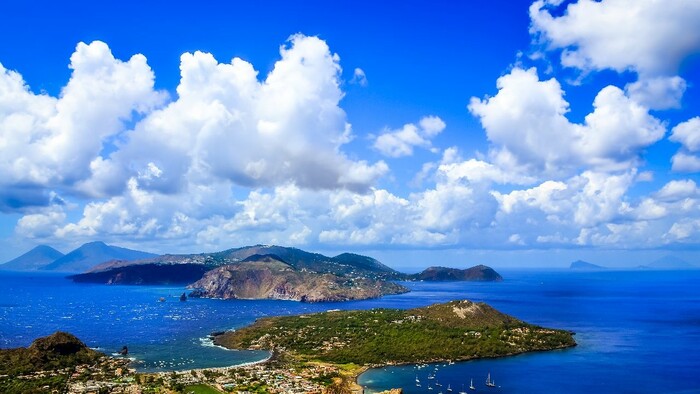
1;0;700;268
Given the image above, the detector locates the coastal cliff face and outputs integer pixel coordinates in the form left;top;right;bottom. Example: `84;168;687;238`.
69;263;209;285
413;265;503;281
188;255;409;302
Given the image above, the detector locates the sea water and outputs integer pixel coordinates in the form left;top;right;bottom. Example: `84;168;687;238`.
1;269;699;393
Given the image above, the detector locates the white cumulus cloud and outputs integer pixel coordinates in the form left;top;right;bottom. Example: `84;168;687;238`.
670;117;700;172
373;116;446;158
530;0;700;109
77;35;388;197
469;67;664;176
0;41;164;209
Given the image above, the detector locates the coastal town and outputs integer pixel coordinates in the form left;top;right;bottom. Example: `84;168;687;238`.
0;331;368;394
65;359;357;394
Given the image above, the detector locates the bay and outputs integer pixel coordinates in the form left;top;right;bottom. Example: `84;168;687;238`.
1;269;699;393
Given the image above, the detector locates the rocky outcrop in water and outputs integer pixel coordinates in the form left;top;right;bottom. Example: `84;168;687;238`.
412;265;503;281
188;254;408;302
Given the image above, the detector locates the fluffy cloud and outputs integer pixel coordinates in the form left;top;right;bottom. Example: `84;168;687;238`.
5;32;700;255
469;67;664;175
350;68;368;86
373;116;446;157
671;153;700;173
625;76;687;110
437;159;535;185
530;0;700;109
530;0;700;75
79;35;387;197
0;41;163;209
655;180;698;202
490;173;700;248
671;117;700;152
670;117;700;172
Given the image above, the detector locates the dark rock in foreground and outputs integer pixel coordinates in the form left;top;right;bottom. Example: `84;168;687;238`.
412;265;503;282
188;254;409;302
0;332;102;376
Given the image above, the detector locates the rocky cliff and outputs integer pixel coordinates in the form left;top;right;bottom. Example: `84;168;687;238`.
188;254;408;302
69;263;209;285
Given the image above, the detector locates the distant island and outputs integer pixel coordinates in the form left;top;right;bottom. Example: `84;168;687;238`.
569;260;606;270
411;265;503;281
61;244;502;302
639;256;696;270
0;245;64;271
214;299;576;365
569;257;697;270
0;241;156;273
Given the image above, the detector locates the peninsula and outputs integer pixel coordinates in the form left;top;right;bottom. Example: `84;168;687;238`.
214;299;576;365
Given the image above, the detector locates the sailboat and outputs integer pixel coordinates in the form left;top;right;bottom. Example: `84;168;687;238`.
485;373;496;387
416;375;421;387
447;384;453;392
459;383;468;394
469;378;476;390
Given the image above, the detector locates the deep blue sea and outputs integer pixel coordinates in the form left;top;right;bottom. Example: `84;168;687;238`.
1;269;699;393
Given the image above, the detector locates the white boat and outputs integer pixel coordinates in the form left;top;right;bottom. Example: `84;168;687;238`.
428;385;434;390
469;378;476;390
485;373;496;388
416;376;420;383
459;383;468;394
447;384;453;392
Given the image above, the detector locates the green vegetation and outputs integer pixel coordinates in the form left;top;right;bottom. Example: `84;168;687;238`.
0;374;68;394
0;331;135;393
0;331;102;377
215;300;576;365
181;384;223;394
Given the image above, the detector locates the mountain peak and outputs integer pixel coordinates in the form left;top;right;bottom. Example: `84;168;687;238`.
1;245;64;271
570;260;606;270
41;243;157;273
